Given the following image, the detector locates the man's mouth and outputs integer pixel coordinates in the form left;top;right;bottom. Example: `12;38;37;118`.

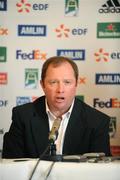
56;97;65;101
57;97;64;99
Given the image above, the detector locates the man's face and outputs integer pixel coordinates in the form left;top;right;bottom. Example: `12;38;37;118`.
40;62;78;115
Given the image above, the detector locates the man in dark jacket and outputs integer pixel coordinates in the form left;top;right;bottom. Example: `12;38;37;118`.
2;56;111;158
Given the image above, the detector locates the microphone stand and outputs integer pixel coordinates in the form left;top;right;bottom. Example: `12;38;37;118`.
49;141;57;156
42;140;63;162
29;129;62;179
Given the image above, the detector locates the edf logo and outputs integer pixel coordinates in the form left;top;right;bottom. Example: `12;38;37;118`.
16;0;49;13
55;24;88;38
93;98;120;108
0;100;8;107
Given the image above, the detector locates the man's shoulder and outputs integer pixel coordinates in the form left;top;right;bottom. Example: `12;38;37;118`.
75;97;110;119
13;96;45;112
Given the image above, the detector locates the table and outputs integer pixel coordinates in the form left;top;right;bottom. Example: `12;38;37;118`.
0;158;120;180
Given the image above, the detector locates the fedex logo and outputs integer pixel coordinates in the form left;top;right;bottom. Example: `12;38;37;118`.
16;50;47;60
93;98;120;108
0;26;8;35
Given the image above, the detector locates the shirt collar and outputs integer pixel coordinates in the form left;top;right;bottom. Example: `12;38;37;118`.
45;98;75;121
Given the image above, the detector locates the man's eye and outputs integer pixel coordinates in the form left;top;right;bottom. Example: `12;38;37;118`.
49;81;57;84
64;80;71;84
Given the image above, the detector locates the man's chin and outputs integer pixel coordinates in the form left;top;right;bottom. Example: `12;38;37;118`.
55;104;68;112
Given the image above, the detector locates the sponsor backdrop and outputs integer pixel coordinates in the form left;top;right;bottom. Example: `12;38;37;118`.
0;0;120;156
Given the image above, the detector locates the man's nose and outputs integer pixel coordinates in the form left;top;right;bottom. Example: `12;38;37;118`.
57;82;64;93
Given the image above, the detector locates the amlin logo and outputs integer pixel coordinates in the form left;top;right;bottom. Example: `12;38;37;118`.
16;96;37;106
57;49;85;60
97;22;120;38
96;73;120;85
18;25;47;36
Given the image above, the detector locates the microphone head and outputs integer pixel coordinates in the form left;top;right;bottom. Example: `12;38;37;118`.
49;131;58;143
49;117;61;143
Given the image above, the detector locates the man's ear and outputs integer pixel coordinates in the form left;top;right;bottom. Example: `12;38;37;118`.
76;79;79;87
40;80;44;89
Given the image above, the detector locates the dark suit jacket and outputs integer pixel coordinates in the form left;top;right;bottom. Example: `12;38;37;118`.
2;96;111;158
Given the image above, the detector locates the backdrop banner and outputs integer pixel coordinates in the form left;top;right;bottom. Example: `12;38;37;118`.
0;0;120;156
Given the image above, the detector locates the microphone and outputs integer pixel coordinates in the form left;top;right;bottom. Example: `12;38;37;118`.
29;118;62;180
49;117;61;143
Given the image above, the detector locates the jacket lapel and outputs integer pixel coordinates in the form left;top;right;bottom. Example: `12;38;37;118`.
30;97;49;156
63;98;85;155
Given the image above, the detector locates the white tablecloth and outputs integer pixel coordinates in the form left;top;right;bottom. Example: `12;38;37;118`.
0;158;120;180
